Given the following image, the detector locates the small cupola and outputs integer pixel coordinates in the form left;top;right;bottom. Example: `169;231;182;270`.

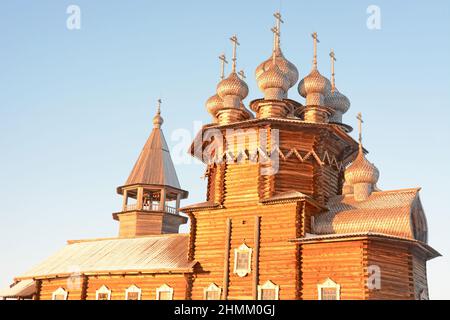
344;113;380;201
324;49;350;123
215;35;250;125
298;32;333;123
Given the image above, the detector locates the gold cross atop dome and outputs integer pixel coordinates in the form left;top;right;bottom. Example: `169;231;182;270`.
330;49;336;92
312;32;320;69
219;53;228;80
230;35;240;73
238;70;246;79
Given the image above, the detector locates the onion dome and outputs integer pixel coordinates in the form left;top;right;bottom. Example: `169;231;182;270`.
215;35;251;125
298;32;332;108
217;72;249;101
255;49;299;89
298;68;332;105
205;94;223;120
153;99;164;128
257;62;290;100
324;50;350;123
325;89;350;115
344;113;380;201
344;145;380;186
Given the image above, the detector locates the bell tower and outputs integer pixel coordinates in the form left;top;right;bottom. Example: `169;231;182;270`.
113;100;188;237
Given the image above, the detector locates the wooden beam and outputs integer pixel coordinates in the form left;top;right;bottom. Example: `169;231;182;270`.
81;275;88;300
137;187;144;210
122;189;128;211
252;216;261;300
222;218;232;300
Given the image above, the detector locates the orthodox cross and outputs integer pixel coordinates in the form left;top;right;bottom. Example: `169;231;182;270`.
238;70;246;80
357;112;364;146
271;26;280;62
330;49;336;92
219;53;228;80
230;35;240;73
312;32;320;68
157;99;162;114
273;11;284;49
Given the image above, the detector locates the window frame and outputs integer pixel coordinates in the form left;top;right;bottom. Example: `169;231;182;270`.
257;280;279;300
317;278;341;300
52;287;68;300
156;284;173;300
203;283;222;300
233;243;252;277
95;285;112;301
125;284;142;300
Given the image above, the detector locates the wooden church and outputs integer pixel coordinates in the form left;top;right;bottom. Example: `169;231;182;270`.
0;12;439;300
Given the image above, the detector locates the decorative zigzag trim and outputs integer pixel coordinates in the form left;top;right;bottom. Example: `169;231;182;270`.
203;146;345;173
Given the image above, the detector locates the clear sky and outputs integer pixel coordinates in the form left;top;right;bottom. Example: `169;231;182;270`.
0;0;449;299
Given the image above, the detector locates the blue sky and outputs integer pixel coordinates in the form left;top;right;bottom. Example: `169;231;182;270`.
0;0;449;299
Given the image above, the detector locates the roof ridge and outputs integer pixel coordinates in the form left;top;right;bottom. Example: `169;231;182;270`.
339;187;421;200
67;233;189;245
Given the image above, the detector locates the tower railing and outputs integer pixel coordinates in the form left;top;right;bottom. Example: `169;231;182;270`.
124;203;178;214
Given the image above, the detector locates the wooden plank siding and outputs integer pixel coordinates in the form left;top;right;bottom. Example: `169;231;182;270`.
39;277;83;300
365;239;415;300
190;201;301;300
411;248;428;299
299;240;367;300
86;274;188;300
38;274;189;300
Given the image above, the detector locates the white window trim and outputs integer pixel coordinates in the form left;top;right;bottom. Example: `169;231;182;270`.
257;280;279;300
96;285;111;300
156;284;173;300
203;283;222;300
52;287;68;300
317;278;341;300
233;243;252;277
125;284;142;300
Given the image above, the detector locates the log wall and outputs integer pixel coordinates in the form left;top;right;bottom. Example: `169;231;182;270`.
190;201;301;300
365;239;415;300
299;240;367;300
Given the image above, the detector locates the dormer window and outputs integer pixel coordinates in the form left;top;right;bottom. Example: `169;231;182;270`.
234;243;252;277
96;285;111;300
257;281;279;300
204;283;221;300
156;284;173;300
317;278;340;300
52;287;68;300
125;285;142;300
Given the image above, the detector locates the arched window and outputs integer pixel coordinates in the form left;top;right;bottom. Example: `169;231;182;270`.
156;284;173;300
234;243;252;277
204;283;221;300
317;278;340;300
96;285;111;300
125;285;141;300
257;281;279;300
52;287;68;300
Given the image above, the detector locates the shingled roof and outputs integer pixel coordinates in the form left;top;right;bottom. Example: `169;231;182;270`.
15;234;195;281
120;125;181;190
313;188;426;241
